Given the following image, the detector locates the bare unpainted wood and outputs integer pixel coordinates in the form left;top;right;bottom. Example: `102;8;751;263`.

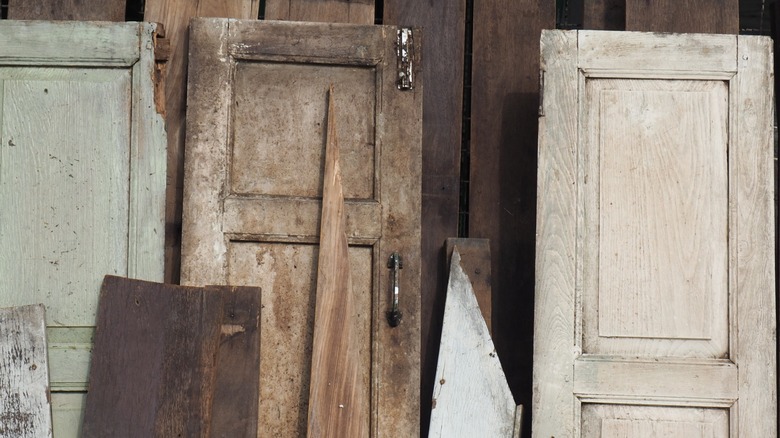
8;0;124;20
82;276;260;438
0;304;52;438
625;0;738;34
143;0;259;284
468;5;555;433
445;238;492;335
533;30;776;437
265;0;373;24
429;249;519;437
306;87;367;437
181;19;422;437
0;22;166;437
583;0;625;30
382;3;465;433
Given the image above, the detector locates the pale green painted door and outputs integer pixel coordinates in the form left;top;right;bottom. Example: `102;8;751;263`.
0;21;166;437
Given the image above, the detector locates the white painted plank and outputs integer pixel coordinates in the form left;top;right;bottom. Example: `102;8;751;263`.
0;304;52;438
429;248;518;438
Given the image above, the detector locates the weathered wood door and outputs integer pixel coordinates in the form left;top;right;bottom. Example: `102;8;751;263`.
0;21;166;437
181;19;422;437
533;30;776;436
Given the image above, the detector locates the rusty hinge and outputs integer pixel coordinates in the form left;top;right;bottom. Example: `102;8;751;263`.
396;28;414;91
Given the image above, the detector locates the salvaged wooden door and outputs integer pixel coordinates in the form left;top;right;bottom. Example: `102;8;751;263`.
533;31;776;436
0;21;166;437
181;19;422;437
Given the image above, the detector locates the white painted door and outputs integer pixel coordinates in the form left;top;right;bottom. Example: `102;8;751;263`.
0;21;166;437
533;30;776;437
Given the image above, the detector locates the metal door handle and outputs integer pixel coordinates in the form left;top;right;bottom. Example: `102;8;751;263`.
386;253;402;327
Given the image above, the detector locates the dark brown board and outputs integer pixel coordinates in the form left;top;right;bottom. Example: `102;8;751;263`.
8;0;124;20
82;276;260;438
583;0;626;30
468;2;555;436
382;2;466;434
264;0;373;24
625;0;738;34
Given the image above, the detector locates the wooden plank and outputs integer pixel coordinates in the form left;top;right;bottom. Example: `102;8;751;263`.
143;0;259;283
8;0;124;21
382;2;465;434
469;3;555;436
265;0;373;24
82;276;261;437
307;87;367;437
445;238;492;335
429;249;519;437
0;304;52;438
583;0;625;30
625;0;738;34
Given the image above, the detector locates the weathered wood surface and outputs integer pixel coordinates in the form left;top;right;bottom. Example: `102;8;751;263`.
429;249;518;437
533;30;776;437
0;304;52;438
469;4;555;436
444;238;492;335
82;276;260;438
181;18;422;437
0;21;166;437
625;0;738;34
8;0;124;20
265;0;373;24
143;0;259;284
382;3;465;434
306;87;366;437
582;0;625;30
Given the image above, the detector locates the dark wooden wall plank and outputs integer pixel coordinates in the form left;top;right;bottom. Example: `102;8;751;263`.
83;276;261;437
383;1;466;435
8;0;124;20
144;0;259;284
468;2;555;436
625;0;738;33
583;0;625;30
265;0;373;24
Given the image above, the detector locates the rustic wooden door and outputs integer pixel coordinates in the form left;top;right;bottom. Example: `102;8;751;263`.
533;31;776;437
181;19;422;437
0;21;166;437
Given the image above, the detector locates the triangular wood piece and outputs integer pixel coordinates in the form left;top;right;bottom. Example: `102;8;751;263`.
307;86;367;437
82;276;260;437
429;248;521;437
0;304;52;438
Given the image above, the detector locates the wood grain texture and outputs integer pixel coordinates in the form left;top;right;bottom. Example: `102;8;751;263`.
306;87;367;437
0;304;52;438
583;0;625;30
143;0;259;284
429;249;518;437
181;19;422;437
532;29;578;438
265;0;373;24
469;3;555;435
82;276;260;438
8;0;124;20
382;3;465;434
445;238;492;335
625;0;738;34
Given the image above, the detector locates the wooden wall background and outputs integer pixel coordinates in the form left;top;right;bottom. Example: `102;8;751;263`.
1;0;772;435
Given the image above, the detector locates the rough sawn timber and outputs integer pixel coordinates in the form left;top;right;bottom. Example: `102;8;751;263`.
306;86;367;437
265;0;373;24
8;0;124;21
429;248;520;438
0;304;52;438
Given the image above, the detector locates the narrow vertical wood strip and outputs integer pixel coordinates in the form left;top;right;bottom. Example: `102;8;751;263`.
469;2;555;434
307;86;367;437
625;0;738;34
382;3;466;434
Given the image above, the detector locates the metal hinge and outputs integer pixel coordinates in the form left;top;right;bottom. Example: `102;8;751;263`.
396;28;414;91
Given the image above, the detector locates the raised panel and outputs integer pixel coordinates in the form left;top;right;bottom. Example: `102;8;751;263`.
583;78;729;358
582;404;728;437
231;62;377;200
227;241;372;436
